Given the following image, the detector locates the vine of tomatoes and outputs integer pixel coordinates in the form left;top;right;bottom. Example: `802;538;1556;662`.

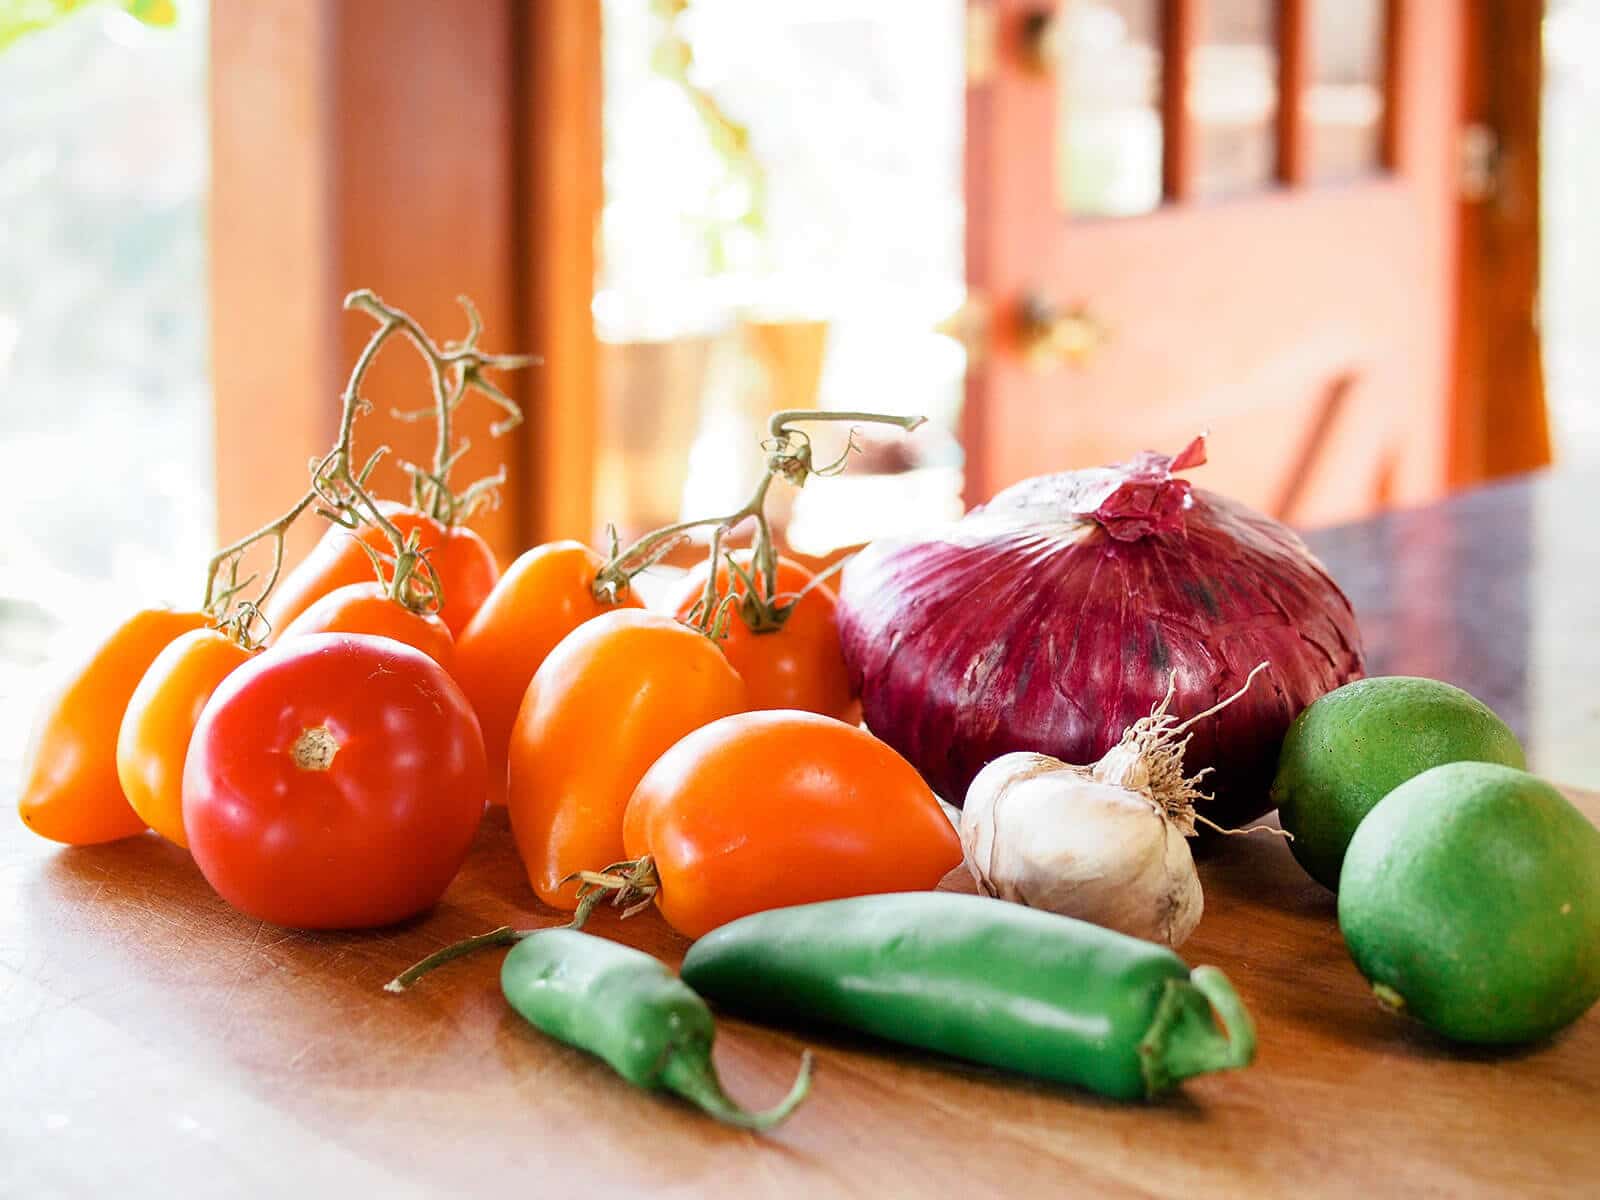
21;285;941;953
17;290;528;928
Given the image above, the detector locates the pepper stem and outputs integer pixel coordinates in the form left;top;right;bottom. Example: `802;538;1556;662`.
383;925;525;993
1137;965;1257;1097
660;1046;814;1131
382;861;657;993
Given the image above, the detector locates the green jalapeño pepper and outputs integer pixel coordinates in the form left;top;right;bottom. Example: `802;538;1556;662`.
499;929;812;1130
680;892;1255;1101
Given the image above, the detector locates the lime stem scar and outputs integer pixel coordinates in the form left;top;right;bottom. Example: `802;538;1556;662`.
1373;982;1406;1013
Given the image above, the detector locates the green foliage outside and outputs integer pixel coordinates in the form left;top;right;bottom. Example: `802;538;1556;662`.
0;0;174;53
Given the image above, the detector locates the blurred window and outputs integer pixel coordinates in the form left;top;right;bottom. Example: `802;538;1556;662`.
1056;0;1164;217
1191;0;1279;201
1056;0;1396;216
0;2;209;774
1305;0;1386;182
595;0;967;556
1544;0;1600;469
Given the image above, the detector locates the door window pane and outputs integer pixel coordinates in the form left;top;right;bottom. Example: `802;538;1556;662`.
1543;0;1600;469
1306;0;1387;181
1056;0;1164;218
1191;0;1279;200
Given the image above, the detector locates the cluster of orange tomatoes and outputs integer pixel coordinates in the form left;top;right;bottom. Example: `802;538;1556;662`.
18;502;962;938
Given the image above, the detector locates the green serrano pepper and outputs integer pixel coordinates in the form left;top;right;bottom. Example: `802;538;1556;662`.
499;929;812;1130
679;892;1255;1101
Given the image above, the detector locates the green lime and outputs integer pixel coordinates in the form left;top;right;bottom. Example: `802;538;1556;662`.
1271;676;1524;890
1338;761;1600;1044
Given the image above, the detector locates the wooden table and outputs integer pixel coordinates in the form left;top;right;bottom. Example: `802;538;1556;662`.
5;472;1599;1197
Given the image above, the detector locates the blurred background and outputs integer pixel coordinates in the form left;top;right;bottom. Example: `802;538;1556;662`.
1;0;1596;769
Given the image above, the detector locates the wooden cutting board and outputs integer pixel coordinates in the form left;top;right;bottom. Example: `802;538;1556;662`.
3;788;1597;1198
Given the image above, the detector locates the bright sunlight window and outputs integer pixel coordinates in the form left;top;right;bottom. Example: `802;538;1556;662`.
1544;0;1600;469
0;1;210;779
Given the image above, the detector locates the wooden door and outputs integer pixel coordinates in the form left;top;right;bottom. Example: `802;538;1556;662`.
963;0;1463;526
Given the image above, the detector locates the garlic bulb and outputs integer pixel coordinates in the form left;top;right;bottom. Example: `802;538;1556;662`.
960;663;1271;948
962;753;1203;947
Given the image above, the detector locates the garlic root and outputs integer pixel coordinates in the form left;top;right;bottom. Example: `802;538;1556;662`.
959;664;1271;948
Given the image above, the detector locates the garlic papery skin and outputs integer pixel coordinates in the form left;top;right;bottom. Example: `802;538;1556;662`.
960;751;1203;948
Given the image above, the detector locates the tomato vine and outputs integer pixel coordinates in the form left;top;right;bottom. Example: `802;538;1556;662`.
590;409;925;634
356;290;535;527
201;290;532;645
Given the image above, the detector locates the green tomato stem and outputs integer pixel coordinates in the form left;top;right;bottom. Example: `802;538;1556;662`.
200;291;532;645
591;409;925;628
347;290;535;525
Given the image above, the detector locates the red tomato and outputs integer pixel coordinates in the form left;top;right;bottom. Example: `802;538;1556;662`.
507;609;745;910
623;710;962;937
19;608;208;845
183;633;487;929
276;581;454;672
453;540;643;805
116;627;255;848
664;552;857;723
262;501;498;639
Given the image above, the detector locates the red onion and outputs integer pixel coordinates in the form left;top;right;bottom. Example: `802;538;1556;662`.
836;437;1365;825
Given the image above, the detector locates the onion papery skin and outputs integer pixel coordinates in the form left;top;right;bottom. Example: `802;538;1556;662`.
836;444;1365;825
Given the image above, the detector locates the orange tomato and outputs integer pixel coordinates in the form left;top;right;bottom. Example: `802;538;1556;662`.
275;581;455;672
18;608;208;844
116;628;254;848
664;552;857;723
623;710;962;938
261;501;498;639
507;609;745;910
454;540;643;805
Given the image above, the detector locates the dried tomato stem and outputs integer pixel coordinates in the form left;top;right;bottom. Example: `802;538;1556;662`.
692;524;729;628
201;291;530;645
565;856;662;922
591;410;924;626
200;492;321;640
347;290;536;526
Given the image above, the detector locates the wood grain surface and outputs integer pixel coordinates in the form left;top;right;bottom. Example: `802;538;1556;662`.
3;786;1596;1199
